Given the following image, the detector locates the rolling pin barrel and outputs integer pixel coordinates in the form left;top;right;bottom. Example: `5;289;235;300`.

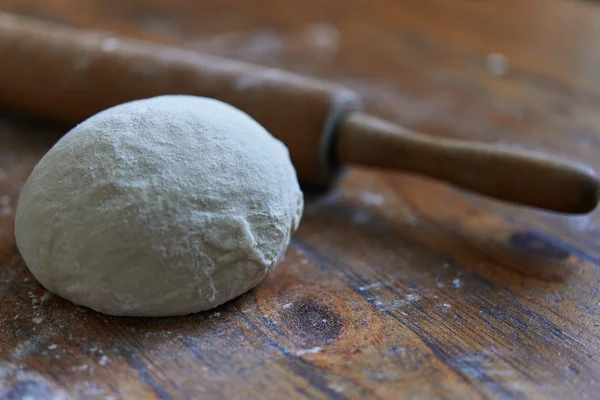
0;12;360;185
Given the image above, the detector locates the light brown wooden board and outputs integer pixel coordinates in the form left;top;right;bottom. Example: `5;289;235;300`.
1;0;600;399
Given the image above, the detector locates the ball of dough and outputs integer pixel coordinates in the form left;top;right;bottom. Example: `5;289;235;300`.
15;95;303;316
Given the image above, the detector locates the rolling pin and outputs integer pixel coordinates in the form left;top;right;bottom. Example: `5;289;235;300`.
0;12;597;214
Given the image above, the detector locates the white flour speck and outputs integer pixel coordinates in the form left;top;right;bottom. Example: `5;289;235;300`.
442;303;451;308
567;216;595;232
328;383;345;393
405;215;419;226
359;282;381;291
101;38;120;52
306;23;340;55
295;347;322;356
99;355;109;366
360;192;384;206
283;303;292;309
452;278;463;288
29;291;45;324
48;344;57;350
487;53;509;76
190;31;284;63
391;300;406;308
405;293;421;302
210;312;221;318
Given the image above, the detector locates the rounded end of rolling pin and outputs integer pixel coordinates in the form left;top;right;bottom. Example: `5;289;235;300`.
569;167;600;214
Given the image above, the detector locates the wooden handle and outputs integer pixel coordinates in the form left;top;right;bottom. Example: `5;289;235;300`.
338;112;600;214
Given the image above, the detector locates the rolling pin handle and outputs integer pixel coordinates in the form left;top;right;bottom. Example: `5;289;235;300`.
337;112;600;214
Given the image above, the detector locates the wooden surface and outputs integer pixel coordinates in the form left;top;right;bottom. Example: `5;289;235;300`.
1;0;600;399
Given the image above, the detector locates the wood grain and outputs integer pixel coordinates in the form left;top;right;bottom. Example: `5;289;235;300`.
1;0;600;399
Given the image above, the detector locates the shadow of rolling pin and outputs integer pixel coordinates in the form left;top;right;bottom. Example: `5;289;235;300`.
0;12;597;214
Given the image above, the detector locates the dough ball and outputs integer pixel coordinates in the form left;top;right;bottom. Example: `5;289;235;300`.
15;95;303;316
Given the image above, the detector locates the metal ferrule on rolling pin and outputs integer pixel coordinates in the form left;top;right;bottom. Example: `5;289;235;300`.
0;12;361;185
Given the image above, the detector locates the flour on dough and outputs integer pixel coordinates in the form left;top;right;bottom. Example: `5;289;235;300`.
15;95;303;316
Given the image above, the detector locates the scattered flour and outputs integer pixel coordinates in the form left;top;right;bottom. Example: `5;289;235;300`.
295;347;322;356
0;362;68;399
28;290;50;324
360;192;384;206
305;23;340;55
0;195;12;216
101;38;120;53
328;383;345;394
359;282;381;291
487;53;509;76
405;293;421;302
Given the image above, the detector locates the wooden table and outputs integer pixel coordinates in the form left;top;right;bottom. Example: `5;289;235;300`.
1;0;600;399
